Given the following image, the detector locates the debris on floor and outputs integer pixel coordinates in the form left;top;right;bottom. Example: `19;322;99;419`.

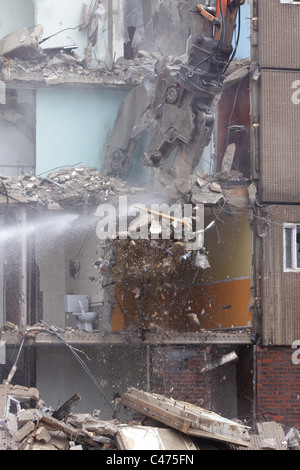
0;166;134;208
250;421;288;450
1;42;169;88
0;384;118;450
0;382;289;451
116;425;198;451
285;427;300;450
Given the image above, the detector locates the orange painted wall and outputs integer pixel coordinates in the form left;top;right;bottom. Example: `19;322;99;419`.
184;277;252;329
111;211;252;332
112;277;251;332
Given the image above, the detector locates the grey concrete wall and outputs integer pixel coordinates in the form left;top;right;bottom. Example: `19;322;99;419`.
35;219;66;328
36;344;148;421
124;0;197;57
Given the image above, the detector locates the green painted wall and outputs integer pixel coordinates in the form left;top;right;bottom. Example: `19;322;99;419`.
0;0;34;39
36;87;129;176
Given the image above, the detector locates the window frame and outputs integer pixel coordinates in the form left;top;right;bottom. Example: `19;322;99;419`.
280;0;300;4
283;223;300;272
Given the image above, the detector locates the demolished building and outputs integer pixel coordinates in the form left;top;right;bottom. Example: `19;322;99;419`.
0;0;299;452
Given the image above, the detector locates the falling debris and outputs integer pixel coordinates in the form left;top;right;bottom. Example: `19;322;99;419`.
200;351;238;374
187;313;201;328
221;144;236;182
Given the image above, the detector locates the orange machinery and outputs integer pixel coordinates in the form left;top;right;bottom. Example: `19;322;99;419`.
142;0;245;198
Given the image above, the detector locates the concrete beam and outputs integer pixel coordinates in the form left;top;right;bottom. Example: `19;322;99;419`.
3;329;252;347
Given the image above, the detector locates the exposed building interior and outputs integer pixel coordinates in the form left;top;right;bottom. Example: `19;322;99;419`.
0;0;299;452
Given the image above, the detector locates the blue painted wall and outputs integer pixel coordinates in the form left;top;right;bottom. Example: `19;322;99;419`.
36;87;129;176
235;1;250;59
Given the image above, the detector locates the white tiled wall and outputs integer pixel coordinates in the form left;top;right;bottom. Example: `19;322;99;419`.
36;232;66;328
65;225;111;330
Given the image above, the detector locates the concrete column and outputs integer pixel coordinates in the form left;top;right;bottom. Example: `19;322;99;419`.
19;208;27;329
112;0;124;60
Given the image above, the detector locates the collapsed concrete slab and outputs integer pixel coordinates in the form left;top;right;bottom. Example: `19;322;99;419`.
121;388;251;447
0;27;44;61
102;82;154;177
116;425;198;450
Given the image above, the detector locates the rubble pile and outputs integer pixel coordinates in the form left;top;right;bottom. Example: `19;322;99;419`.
1;47;176;88
0;166;135;208
0;383;291;451
0;384;119;450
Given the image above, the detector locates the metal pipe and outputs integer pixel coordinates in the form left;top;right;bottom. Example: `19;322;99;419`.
253;343;257;433
3;337;25;385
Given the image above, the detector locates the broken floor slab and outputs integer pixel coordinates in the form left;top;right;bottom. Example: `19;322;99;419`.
0;166;134;209
0;27;44;61
190;173;252;208
121;388;251;447
2;325;253;347
250;422;288;451
102;82;154;177
1;46;166;89
116;425;198;451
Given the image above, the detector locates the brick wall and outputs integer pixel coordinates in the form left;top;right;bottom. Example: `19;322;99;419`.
150;346;213;409
256;346;300;429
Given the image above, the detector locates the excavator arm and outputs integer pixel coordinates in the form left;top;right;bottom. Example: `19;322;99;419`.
143;0;245;199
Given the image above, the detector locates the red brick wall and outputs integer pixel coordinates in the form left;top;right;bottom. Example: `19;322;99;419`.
256;346;300;428
150;346;212;409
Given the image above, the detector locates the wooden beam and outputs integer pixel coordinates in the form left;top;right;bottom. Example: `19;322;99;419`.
40;415;100;448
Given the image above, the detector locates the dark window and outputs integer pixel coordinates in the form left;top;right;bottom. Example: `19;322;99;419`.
284;224;300;271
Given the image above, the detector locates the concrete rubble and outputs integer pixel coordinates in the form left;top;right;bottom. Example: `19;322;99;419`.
0;381;290;451
0;164;251;211
0;166;135;209
1;41;169;88
0;26;44;61
0;383;119;450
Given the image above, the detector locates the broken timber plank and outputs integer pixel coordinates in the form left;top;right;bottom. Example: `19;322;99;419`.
122;389;250;447
52;393;81;421
134;206;193;230
12;421;36;444
40;414;100;448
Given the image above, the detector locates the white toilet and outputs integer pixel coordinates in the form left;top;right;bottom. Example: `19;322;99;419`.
73;311;98;331
64;295;98;331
